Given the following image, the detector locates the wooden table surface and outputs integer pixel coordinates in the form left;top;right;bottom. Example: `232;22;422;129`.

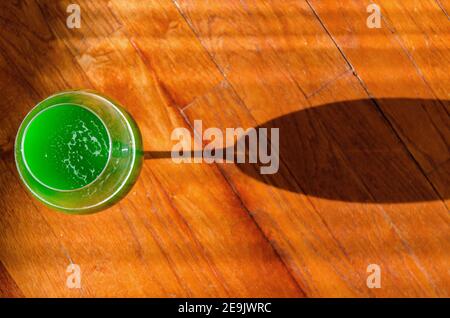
0;0;449;297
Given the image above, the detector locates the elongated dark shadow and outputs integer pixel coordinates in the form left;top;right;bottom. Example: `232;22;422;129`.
144;150;225;160
143;98;449;203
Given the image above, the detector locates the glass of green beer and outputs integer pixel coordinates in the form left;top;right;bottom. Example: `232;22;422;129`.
15;90;143;214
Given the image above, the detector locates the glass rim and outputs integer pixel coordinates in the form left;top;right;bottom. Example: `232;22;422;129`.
20;102;113;192
15;89;140;212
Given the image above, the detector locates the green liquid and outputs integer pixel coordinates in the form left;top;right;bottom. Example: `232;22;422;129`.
23;104;111;191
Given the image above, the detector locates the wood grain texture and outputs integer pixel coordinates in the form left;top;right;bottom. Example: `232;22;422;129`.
436;0;450;16
109;0;224;108
0;0;448;297
0;0;301;297
177;0;449;296
0;261;24;297
74;29;302;297
308;0;450;208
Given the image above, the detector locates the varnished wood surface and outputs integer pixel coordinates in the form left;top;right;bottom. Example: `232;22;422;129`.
0;0;448;297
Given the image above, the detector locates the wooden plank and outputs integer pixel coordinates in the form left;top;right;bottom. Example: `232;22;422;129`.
374;0;450;207
175;0;348;101
1;0;194;297
108;0;223;108
429;159;450;206
0;1;85;297
37;0;122;57
0;0;193;297
177;0;449;296
182;83;372;297
0;159;78;297
175;0;372;296
309;0;450;207
186;0;350;96
183;74;448;297
73;29;302;297
0;0;301;296
376;0;450;100
0;261;24;297
1;0;448;297
436;0;450;16
308;74;450;297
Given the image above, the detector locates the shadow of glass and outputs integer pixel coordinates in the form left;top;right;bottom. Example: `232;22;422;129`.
146;98;449;203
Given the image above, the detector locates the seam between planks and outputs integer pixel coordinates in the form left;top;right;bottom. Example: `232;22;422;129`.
171;0;414;296
170;0;386;297
305;0;448;208
180;107;309;297
171;0;310;297
378;4;450;118
2;146;80;297
435;0;450;19
141;165;234;297
305;0;447;292
0;260;24;297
